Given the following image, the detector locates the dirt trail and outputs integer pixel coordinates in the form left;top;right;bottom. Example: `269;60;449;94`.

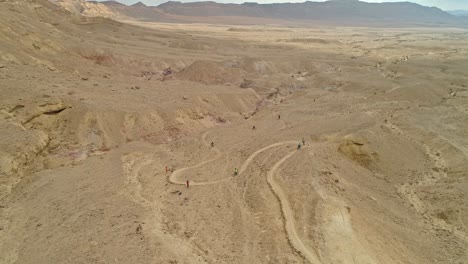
121;152;207;263
385;82;421;93
167;131;320;261
169;130;298;186
168;131;224;186
266;147;322;264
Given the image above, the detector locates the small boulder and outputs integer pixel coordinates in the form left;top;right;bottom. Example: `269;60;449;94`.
163;67;173;76
240;79;254;88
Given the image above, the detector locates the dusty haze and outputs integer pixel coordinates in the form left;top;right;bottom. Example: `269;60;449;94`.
0;0;467;263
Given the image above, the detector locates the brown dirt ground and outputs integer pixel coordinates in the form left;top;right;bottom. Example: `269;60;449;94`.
1;1;467;263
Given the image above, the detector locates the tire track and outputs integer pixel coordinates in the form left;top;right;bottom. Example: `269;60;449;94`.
169;131;297;186
266;148;322;264
168;131;320;262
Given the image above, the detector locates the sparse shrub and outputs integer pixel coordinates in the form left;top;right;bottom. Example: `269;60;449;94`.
216;117;226;123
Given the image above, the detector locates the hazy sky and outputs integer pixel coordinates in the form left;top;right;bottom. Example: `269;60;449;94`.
91;0;468;10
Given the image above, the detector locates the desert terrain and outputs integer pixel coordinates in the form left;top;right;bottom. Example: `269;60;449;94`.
1;0;468;263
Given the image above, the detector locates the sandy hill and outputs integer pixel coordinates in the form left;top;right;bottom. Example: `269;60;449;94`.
1;0;467;263
49;0;84;14
82;0;183;22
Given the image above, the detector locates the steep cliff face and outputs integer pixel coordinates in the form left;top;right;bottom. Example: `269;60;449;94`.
49;0;85;14
81;1;131;20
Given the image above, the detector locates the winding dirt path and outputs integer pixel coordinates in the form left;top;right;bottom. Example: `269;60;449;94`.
266;148;322;264
121;153;207;263
169;130;298;186
168;130;321;263
168;131;224;186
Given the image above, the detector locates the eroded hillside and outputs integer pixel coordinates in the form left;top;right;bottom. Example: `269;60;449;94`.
1;1;467;263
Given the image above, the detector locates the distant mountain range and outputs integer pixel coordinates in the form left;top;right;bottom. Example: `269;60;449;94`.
448;10;468;17
63;0;468;27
